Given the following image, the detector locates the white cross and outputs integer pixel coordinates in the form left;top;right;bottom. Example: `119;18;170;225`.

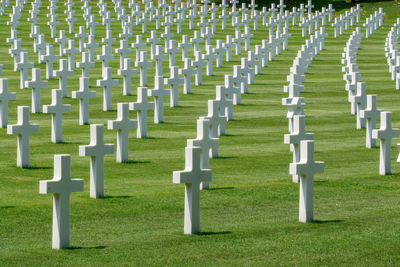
129;87;154;138
132;35;146;62
178;35;192;61
135;51;152;86
372;112;400;175
233;65;248;94
148;76;169;123
192;51;207;86
0;79;16;128
15;51;33;89
97;67;118;111
187;118;219;190
115;39;131;70
202;45;217;76
165;66;184;107
173;146;212;234
43;89;71;143
55;30;68;57
284;115;314;183
97;45;114;74
233;30;245;55
63;40;79;72
161;26;174;50
351;82;366;129
290;140;324;223
39;154;84;249
25;68;48;114
190;31;203;52
153;45;167;77
213;40;226;68
201;99;227;137
108;103;137;163
216;85;233;121
72;77;96;125
147;30;160;58
79;124;114;198
35;34;46;64
76;51;94;78
42;44;58;80
84;35;98;62
223;35;235;62
179;58;196;95
9;39;22;68
118;58;137;96
7;106;40;168
47;16;60;38
225;74;241;105
166;39;180;68
360;95;381;148
53;59;73;98
101;30;115;53
75;26;88;53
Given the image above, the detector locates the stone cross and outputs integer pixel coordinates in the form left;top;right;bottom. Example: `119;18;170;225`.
43;89;71;143
76;51;94;78
7;106;40;168
190;31;203;52
173;146;212;234
203;45;217;76
115;39;131;70
39;154;84;249
75;26;88;53
132;35;146;62
35;34;46;64
290;140;324;223
0;79;16;128
223;35;235;62
41;44;58;80
79;124;114;198
360;95;381;148
97;45;114;74
147;30;160;58
165;66;184;107
118;58;137;96
135;51;152;86
192;51;207;86
352;82;366;129
9;39;22;68
179;58;196;94
107;103;137;163
166;39;180;68
84;35;98;62
97;67;118;111
53;59;73;98
153;45;167;77
225;75;241;105
178;35;192;61
148;76;169;124
187;118;219;190
216;85;233;121
284;115;314;183
129;87;154;138
101;30;115;52
25;68;48;114
64;40;79;72
55;30;68;57
372;112;400;175
72;77;96;125
201;99;227;137
15;51;33;89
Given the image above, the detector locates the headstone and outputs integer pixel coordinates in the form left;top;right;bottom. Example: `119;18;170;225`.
96;67;118;111
192;51;207;86
25;68;48;114
148;76;169;124
0;79;16;128
41;44;58;80
64;40;79;72
135;51;152;86
118;58;137;96
72;77;96;125
372;112;400;175
129;87;154;138
360;95;381;148
15;51;33;89
76;51;94;78
107;103;137;163
216;85;233;121
165;66;184;107
39;154;84;249
43;89;71;143
179;58;196;94
7;106;40;168
53;59;73;98
173;146;212;234
290;140;324;223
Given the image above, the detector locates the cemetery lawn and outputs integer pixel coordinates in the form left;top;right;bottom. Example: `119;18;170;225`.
1;0;400;265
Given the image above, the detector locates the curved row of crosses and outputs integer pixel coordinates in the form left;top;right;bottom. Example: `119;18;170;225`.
385;19;400;89
342;13;400;176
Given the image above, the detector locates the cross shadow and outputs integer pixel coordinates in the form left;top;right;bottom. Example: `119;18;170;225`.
207;187;235;191
214;156;237;159
1;206;15;209
67;245;106;250
312;219;343;224
196;231;232;236
102;195;132;199
25;166;52;170
123;160;151;164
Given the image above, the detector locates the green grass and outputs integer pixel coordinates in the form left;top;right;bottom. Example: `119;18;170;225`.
1;0;400;265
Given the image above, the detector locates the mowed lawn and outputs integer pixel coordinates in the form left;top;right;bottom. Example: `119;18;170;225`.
1;0;400;265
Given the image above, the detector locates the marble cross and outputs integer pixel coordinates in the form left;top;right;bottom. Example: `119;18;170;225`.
173;146;212;234
108;103;137;163
372;112;400;175
148;76;169;123
41;44;58;80
129;87;154;138
63;40;79;72
76;51;94;78
0;78;16;128
290;140;324;223
360;95;381;148
72;77;96;125
43;89;71;143
135;51;152;86
39;154;84;249
201;99;227;137
15;51;33;89
53;59;73;98
7;106;40;168
216;85;233;121
118;58;137;96
165;66;184;107
25;68;48;113
192;51;207;86
97;67;118;111
179;58;196;94
79;124;114;198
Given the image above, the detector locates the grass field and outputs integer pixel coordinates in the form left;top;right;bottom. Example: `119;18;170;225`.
0;0;400;265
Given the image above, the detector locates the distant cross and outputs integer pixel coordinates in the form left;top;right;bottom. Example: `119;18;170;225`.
97;67;119;111
39;154;84;249
148;76;169;123
64;40;79;72
53;59;73;98
15;51;33;89
360;95;381;148
216;85;233;121
201;99;227;137
79;124;114;198
0;78;16;128
118;58;137;96
7;106;40;168
179;58;196;94
165;66;184;107
25;68;48;113
76;51;94;78
135;51;152;86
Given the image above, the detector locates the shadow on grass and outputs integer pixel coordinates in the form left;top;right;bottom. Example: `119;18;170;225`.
207;186;235;191
196;231;232;236
313;219;343;224
1;206;15;209
123;160;151;164
67;245;106;250
102;195;132;199
25;166;52;170
214;156;237;159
